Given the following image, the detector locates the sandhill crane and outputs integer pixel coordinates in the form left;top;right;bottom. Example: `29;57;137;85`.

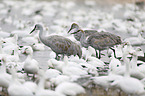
30;24;82;59
68;24;122;59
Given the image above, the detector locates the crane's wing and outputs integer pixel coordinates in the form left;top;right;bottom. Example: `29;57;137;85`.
84;30;98;36
87;33;122;50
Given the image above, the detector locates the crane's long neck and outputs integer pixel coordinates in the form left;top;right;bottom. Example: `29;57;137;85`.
38;27;46;43
80;32;89;48
131;55;137;69
38;26;51;47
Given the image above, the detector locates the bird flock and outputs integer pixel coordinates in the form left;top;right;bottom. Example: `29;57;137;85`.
0;0;145;96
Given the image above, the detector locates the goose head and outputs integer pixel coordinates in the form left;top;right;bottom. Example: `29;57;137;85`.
136;47;144;57
23;46;33;55
30;24;43;34
129;47;144;57
68;23;80;34
123;41;130;47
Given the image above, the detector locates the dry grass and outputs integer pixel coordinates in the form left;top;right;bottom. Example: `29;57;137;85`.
0;91;8;96
0;86;129;96
78;86;128;96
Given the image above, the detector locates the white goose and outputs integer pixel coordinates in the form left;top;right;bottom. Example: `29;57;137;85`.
2;41;19;56
48;58;66;71
8;68;34;96
0;57;12;89
91;53;123;90
124;33;145;46
21;36;39;46
21;46;33;54
109;47;145;79
2;34;18;45
82;46;96;60
80;62;99;76
49;56;83;72
87;56;105;68
23;46;39;78
55;82;85;96
62;56;88;77
35;70;64;96
50;75;70;86
32;43;45;51
130;47;145;79
6;48;20;63
91;74;122;91
108;53;122;73
45;69;61;80
111;49;145;95
23;81;38;94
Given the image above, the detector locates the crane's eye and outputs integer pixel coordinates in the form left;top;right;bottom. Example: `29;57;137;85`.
138;48;142;51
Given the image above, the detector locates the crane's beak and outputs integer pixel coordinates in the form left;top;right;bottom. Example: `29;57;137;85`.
71;30;83;34
71;31;78;34
30;26;36;34
67;28;72;33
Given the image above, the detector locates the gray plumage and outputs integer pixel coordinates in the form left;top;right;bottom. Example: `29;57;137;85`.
68;23;98;41
75;30;98;41
87;32;122;50
30;24;82;59
68;23;122;58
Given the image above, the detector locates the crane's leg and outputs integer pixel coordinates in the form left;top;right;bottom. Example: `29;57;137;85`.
55;53;59;60
96;50;99;58
98;50;101;59
110;47;116;58
96;50;101;59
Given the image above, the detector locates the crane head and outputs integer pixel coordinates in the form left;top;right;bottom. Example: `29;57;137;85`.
30;24;42;34
68;23;80;34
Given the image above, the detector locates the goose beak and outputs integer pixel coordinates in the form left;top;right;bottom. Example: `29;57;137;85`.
129;52;133;55
30;26;36;34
